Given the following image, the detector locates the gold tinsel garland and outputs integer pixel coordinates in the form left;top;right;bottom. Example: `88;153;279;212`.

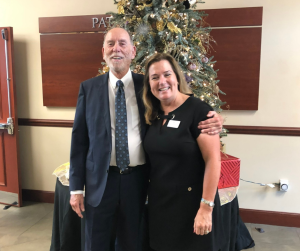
167;22;182;34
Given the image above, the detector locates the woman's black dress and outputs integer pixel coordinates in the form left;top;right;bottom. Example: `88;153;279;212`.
144;97;225;251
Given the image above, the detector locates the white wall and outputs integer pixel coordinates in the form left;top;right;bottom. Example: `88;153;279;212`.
0;0;299;213
200;0;300;213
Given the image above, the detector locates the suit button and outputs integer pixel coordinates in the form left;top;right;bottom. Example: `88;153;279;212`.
188;187;192;191
149;180;150;182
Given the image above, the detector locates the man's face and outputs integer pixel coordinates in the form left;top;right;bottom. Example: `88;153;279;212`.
102;28;136;78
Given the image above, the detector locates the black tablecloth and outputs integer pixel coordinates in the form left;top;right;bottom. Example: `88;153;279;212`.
50;179;254;251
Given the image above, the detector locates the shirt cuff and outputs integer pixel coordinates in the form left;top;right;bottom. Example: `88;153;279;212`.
70;190;84;195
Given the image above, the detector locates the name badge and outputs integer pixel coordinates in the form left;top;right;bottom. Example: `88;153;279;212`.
167;120;181;128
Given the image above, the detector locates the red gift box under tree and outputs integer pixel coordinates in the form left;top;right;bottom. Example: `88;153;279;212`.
218;152;240;189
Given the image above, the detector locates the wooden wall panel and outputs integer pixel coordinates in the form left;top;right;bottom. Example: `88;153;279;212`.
0;133;6;186
41;33;104;106
210;28;262;110
0;69;2;120
39;7;262;108
39;15;111;33
202;7;263;27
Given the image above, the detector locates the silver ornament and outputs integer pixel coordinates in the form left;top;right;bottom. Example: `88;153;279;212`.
188;63;197;70
201;57;209;64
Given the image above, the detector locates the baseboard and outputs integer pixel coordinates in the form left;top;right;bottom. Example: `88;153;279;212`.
239;208;300;228
22;189;54;204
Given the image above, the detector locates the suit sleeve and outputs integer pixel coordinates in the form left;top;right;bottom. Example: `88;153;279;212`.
69;83;89;191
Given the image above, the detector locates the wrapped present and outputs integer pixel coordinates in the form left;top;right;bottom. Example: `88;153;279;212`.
218;152;240;189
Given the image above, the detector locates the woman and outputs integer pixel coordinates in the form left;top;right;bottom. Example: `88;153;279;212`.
143;53;225;251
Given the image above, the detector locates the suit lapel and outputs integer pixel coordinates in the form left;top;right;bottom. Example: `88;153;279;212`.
132;72;147;139
98;73;111;143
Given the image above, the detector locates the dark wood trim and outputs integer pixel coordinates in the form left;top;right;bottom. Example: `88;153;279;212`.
18;118;73;127
240;208;300;228
225;125;300;136
22;189;54;204
17;119;300;137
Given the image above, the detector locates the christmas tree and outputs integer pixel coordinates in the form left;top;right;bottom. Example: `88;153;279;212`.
99;0;226;129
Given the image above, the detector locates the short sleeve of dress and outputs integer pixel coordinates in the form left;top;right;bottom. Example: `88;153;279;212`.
190;98;214;140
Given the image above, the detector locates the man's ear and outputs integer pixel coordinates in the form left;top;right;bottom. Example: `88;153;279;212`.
131;46;137;59
102;47;105;60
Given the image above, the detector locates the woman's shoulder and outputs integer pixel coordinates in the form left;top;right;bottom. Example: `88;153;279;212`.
188;96;214;111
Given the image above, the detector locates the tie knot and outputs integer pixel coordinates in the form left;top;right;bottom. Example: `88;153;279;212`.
116;80;124;88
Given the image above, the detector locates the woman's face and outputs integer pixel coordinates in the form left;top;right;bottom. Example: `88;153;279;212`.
148;60;179;103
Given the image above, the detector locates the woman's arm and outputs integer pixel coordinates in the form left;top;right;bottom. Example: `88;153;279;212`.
193;133;221;235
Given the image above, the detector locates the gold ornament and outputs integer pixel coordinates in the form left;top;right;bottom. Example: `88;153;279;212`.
173;13;180;19
156;20;165;31
133;65;142;74
195;38;205;53
163;12;170;19
103;65;109;73
166;41;176;53
136;2;153;11
167;22;182;34
118;6;124;14
213;85;219;94
129;16;137;23
169;42;176;49
117;0;126;14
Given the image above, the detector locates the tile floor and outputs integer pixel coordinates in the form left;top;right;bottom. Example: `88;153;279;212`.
0;201;299;251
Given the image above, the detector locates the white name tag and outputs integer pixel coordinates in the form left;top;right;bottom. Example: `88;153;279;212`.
167;120;181;128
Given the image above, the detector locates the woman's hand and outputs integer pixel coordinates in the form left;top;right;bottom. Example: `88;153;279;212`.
193;205;213;235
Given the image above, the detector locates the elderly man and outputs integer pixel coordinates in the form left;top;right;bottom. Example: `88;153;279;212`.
69;27;223;251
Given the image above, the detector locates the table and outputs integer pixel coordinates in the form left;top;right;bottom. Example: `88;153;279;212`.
50;178;254;251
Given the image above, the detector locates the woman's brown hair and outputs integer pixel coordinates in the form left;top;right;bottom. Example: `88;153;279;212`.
142;53;192;125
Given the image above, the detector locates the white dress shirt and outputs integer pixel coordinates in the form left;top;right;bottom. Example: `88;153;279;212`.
71;70;145;195
108;69;146;166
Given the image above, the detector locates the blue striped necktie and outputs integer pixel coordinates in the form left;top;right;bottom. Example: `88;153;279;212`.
115;80;130;170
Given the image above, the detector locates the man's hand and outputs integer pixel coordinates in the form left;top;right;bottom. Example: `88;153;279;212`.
70;194;85;218
198;111;223;135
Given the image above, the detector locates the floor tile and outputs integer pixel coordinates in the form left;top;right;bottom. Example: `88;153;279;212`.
1;237;51;251
1;201;300;251
251;224;300;246
0;202;53;248
254;242;300;251
245;222;253;236
295;227;300;239
14;211;53;245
